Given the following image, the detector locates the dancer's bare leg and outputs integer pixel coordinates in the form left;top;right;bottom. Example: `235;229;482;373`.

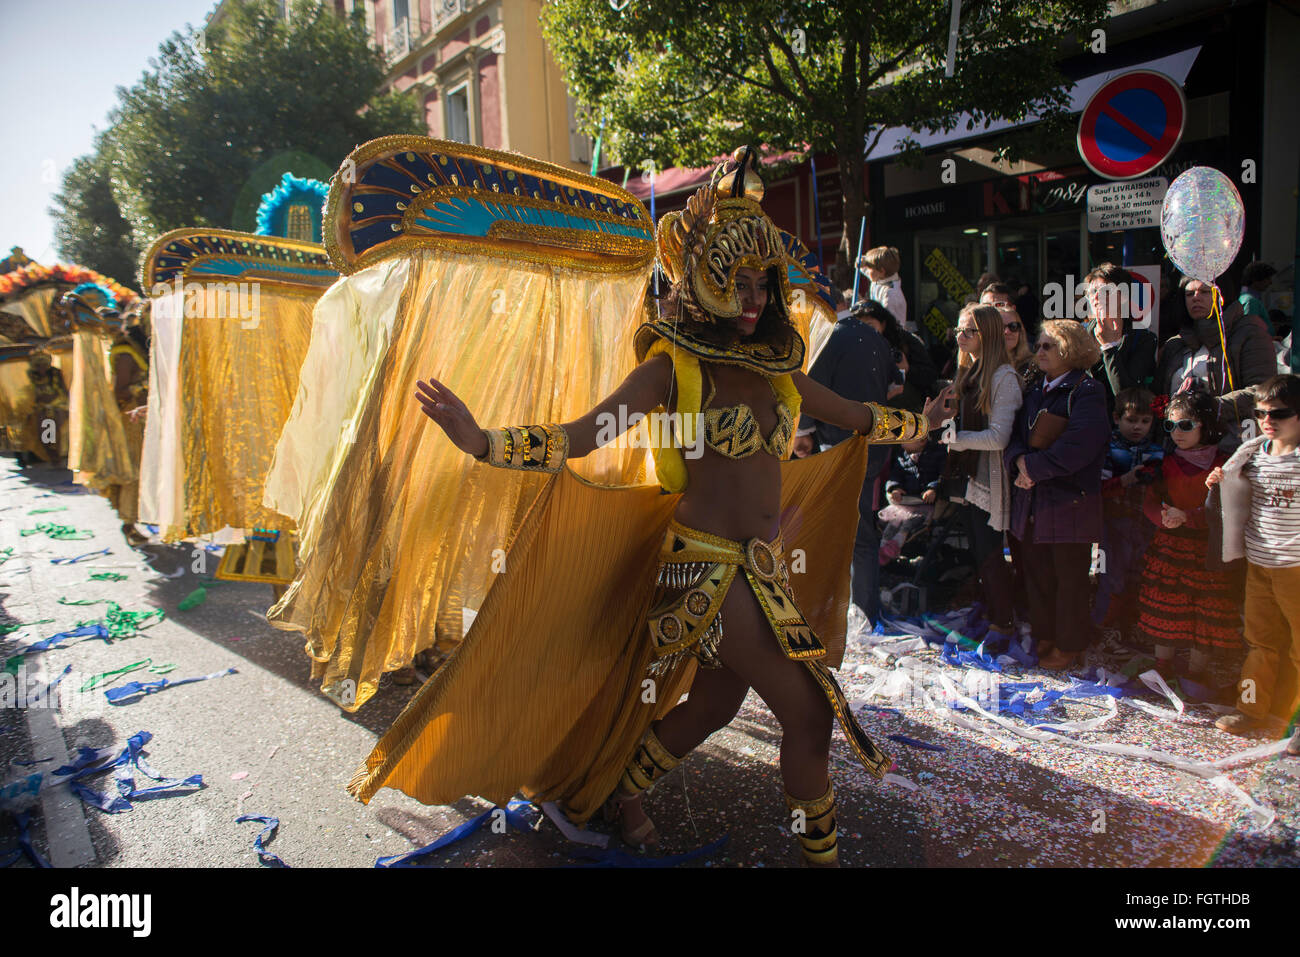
619;662;748;840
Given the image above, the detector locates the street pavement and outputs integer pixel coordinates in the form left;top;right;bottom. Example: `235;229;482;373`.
2;457;1298;868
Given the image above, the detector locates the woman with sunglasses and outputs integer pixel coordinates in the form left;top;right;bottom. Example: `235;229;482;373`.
1135;390;1238;682
923;303;1022;640
1003;320;1110;668
980;283;1036;392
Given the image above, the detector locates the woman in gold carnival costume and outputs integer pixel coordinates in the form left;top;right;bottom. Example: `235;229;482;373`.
350;148;928;865
108;311;150;543
21;348;69;465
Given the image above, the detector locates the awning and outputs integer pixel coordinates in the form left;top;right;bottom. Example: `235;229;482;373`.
621;149;806;202
863;46;1201;160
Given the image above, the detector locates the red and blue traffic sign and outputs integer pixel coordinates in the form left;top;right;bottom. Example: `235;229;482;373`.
1077;70;1186;180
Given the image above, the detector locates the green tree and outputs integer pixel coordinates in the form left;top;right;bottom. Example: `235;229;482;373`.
52;0;423;279
49;136;141;289
543;0;1107;284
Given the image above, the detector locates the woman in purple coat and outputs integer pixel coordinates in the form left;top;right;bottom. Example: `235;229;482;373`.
1005;319;1111;669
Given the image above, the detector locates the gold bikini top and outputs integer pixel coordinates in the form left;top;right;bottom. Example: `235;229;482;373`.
701;366;795;459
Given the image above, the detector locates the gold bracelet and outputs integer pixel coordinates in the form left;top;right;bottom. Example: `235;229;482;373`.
861;403;929;444
478;424;569;473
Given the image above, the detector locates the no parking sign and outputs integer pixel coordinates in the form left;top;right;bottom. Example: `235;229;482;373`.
1077;71;1186;180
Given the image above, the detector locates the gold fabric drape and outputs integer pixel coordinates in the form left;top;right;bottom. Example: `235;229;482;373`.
0;357;33;452
1;286;62;338
138;285;317;541
348;436;869;822
177;289;315;538
263;249;655;710
68;330;134;490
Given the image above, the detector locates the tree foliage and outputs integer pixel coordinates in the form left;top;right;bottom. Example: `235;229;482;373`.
542;0;1108;276
50;136;141;288
51;0;423;283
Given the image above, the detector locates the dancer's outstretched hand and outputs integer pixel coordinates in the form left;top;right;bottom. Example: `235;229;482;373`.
415;378;487;458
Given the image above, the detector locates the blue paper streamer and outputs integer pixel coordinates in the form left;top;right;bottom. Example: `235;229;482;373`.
0;811;51;868
887;734;947;752
54;731;203;814
375;800;536;867
236;815;290;867
106;667;237;704
20;623;111;653
50;548;112;565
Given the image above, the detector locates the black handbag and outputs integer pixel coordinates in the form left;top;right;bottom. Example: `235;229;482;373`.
940;391;984;500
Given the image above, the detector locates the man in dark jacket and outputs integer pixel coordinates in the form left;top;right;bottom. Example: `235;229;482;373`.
1156;277;1276;435
797;308;896;625
1085;264;1159;414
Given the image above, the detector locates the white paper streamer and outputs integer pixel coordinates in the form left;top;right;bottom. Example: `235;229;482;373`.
541;802;609;848
884;773;920;791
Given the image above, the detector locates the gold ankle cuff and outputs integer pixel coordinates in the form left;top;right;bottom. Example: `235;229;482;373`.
618;727;682;797
787;783;838;865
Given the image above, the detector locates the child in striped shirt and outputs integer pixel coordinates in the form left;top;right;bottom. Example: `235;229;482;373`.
1208;374;1300;754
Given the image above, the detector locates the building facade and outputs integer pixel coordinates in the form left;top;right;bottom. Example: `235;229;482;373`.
345;0;593;171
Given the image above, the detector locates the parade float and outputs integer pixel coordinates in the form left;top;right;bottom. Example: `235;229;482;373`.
136;196;338;589
0;259;138;463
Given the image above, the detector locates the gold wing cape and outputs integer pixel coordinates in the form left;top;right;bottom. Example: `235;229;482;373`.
347;438;870;823
137;231;337;542
260;137;841;712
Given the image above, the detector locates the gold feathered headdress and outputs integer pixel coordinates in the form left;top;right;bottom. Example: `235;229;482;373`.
637;147;804;374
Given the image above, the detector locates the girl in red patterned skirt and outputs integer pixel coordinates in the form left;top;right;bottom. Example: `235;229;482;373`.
1137;390;1240;681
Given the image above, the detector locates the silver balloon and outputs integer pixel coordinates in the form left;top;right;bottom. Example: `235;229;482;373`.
1160;167;1245;283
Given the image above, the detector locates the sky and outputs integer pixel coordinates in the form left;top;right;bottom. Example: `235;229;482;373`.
0;0;221;267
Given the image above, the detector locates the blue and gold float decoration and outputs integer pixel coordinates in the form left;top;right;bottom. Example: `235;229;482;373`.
142;229;337;293
255;173;329;243
323;135;656;275
68;281;118;313
780;232;837;316
137;228;338;583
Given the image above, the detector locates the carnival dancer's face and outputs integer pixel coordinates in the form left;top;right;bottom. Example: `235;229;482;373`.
1254;400;1300;446
733;267;769;338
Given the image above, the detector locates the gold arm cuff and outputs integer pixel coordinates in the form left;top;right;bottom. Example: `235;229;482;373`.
478;424;569;473
862;403;929;444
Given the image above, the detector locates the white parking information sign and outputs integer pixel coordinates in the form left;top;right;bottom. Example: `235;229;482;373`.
1086;177;1168;232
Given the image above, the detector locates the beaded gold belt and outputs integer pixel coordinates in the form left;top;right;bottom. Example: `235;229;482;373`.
645;519;890;779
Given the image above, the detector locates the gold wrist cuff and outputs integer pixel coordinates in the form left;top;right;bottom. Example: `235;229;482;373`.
478;424;569;473
862;403;929;444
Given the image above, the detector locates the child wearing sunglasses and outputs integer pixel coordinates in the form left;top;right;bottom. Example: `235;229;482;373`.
1136;390;1239;681
1207;374;1300;754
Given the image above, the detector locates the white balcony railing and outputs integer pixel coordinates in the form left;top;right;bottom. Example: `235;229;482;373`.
385;18;412;64
433;0;485;33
